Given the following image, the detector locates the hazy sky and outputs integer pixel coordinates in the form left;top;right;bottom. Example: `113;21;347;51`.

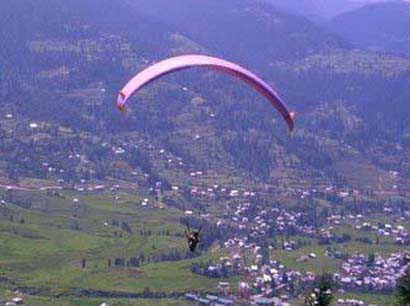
352;0;410;2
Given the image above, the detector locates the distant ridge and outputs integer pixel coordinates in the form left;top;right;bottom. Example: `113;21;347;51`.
329;2;410;56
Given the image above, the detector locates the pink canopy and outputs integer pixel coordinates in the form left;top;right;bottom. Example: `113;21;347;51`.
117;55;295;131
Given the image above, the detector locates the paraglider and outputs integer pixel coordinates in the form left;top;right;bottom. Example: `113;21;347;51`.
184;223;202;252
116;55;295;132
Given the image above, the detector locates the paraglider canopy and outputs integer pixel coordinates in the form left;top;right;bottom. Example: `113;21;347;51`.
117;55;295;132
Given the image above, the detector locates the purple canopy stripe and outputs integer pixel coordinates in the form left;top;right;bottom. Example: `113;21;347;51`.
117;55;295;131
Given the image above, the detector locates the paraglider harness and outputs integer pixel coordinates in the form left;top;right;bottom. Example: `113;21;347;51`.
185;223;202;252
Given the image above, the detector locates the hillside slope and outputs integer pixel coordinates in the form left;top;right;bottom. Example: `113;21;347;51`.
0;0;409;192
329;2;410;56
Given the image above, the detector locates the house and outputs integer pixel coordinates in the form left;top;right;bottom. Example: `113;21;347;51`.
218;298;234;305
252;296;289;306
253;297;277;305
185;293;198;301
198;298;210;305
205;295;219;302
11;298;23;305
218;282;230;289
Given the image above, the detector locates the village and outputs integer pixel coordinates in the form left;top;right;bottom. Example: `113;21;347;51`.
179;182;410;305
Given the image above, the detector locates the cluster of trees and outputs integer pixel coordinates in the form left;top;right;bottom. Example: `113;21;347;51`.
222;132;275;180
304;274;334;306
110;249;198;268
396;268;410;306
319;233;352;245
191;261;231;278
109;219;132;235
110;253;143;268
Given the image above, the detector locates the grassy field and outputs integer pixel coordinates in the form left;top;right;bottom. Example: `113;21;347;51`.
0;190;234;305
21;295;190;306
272;244;341;275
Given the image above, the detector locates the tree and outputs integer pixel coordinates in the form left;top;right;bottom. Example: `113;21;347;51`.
367;252;375;267
305;274;334;306
6;163;19;183
396;270;410;306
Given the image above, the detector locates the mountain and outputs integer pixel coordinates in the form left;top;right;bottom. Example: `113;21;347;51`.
329;2;410;56
262;0;408;20
263;0;363;20
130;0;347;64
0;0;177;125
130;0;410;130
0;0;175;70
0;0;409;190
